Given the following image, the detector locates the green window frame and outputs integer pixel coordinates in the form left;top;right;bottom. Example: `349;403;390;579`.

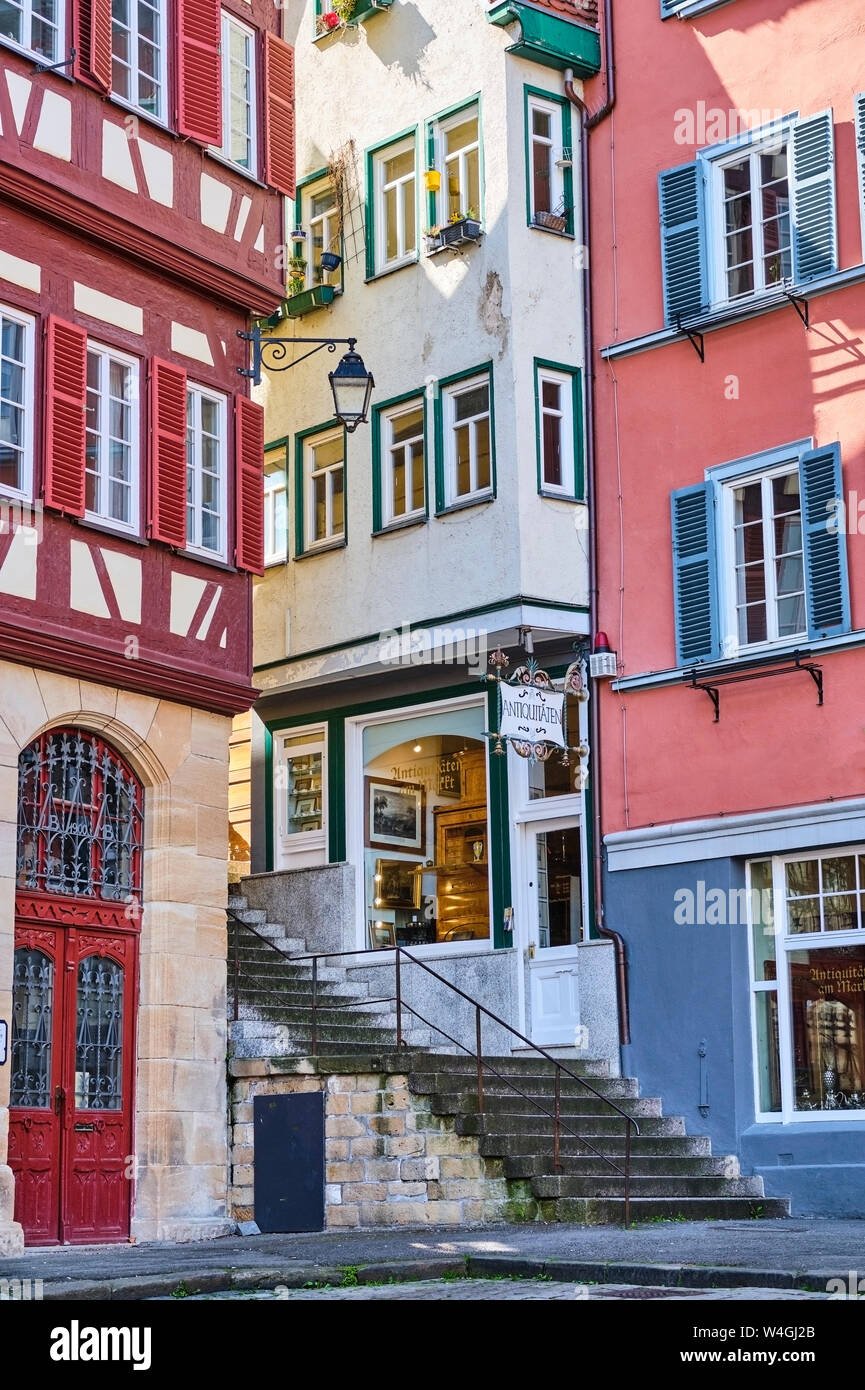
425;95;484;235
364;126;420;281
534;359;584;499
524;85;574;236
294;419;348;558
264;437;289;566
433;362;496;515
292;168;344;295
371;388;429;533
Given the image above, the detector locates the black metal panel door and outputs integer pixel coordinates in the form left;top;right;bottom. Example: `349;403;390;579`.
253;1092;325;1233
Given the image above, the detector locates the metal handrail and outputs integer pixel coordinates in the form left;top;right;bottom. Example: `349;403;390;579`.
229;911;638;1223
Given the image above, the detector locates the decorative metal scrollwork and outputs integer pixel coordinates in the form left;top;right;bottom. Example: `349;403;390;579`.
75;955;124;1111
16;730;143;901
11;948;54;1108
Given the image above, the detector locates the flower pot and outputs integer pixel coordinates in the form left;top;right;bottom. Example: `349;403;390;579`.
436;217;483;248
534;210;568;233
424;169;442;192
320;251;342;273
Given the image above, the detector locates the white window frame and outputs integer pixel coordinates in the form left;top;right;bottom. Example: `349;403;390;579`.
304;180;340;289
381;398;426;527
218;11;258;175
720;459;806;655
305;427;345;549
373;135;418;274
275;723;328;869
537;366;576;496
747;849;865;1124
528;94;566;227
111;0;168;124
432;104;481;228
0;0;63;64
442;372;493;508
0;305;35;504
709;134;792;308
84;341;140;536
186;383;228;561
264;457;288;566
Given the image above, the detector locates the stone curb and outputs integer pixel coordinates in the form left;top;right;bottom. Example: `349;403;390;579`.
32;1254;835;1300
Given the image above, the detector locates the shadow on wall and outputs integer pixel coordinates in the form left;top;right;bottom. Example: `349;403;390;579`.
364;3;438;86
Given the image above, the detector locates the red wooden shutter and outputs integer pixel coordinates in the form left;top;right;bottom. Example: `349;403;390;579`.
263;32;296;198
235;396;264;575
148;359;188;548
74;0;112;91
43;317;87;518
176;0;223;146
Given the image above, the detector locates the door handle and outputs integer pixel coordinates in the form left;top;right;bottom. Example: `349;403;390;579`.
53;1085;66;1116
527;942;536;959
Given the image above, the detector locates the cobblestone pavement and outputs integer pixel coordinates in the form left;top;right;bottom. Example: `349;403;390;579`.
174;1279;831;1301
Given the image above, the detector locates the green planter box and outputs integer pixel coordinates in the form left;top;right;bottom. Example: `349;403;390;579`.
286;284;336;319
350;0;393;22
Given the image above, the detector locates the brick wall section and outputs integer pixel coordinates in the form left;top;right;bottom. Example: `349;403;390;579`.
230;1064;510;1227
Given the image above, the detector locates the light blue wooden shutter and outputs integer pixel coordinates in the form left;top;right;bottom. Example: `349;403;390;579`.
800;442;849;639
659;162;707;326
856;94;865;253
671;483;718;665
659;0;683;14
791;110;837;282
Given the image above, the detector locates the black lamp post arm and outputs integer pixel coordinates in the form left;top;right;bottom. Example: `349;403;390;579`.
237;327;358;386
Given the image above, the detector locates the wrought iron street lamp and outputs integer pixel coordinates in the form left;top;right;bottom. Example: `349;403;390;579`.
237;328;375;431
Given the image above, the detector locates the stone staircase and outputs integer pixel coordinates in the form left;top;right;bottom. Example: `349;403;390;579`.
227;894;789;1224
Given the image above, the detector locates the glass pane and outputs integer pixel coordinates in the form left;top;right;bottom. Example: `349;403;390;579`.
822;856;855;893
528;697;582;800
542;380;561;411
455;424;470;496
362;709;489;948
384;185;398;261
11;949;54;1109
384;147;414;183
475;418;491;491
754;990;782;1112
75;955;124;1110
750;859;776;978
786;859;819;896
532;108;552;138
312;473;327;540
788;944;865;1111
403;182;416;252
410;441;425;512
312;435;343;472
0;2;23;44
543;411;562;488
391;454;406;517
532;141;551;214
391;407;423;445
535;828;583;948
286;748;323;835
786;857;820;934
444;116;478;158
331;468;344;534
454;384;488;422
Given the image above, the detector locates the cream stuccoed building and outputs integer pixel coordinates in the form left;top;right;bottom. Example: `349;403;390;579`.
236;0;620;1072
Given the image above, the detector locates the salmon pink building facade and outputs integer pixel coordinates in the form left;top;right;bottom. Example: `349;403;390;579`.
592;0;865;1212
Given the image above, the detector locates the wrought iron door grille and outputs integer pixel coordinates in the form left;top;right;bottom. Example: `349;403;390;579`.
75;956;124;1110
11;947;54;1108
16;730;143;900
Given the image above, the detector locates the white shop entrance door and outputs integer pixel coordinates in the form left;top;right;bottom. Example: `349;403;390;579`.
524;818;583;1045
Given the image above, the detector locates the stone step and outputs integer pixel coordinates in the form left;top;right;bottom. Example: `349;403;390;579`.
409;1072;639;1101
411;1054;611;1079
459;1112;685;1138
229;1029;433;1059
531;1174;765;1198
432;1092;662;1119
480;1132;712;1158
230;939;310;960
503;1153;739;1178
227;895;248;912
536;1196;790;1223
234;986;380;1012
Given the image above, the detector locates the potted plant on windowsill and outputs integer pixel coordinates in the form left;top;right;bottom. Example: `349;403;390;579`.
284;258;337;318
430;209;483;251
316;0;393;36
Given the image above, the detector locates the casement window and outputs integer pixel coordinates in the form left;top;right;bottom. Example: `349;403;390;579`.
659;112;836;326
111;0;167;121
296;426;345;552
428;102;481;227
305;182;340;287
0;307;35;502
660;0;733;17
535;362;582;498
370;135;418;275
748;850;865;1120
264;456;288;564
437;368;494;510
0;0;61;62
84;344;140;532
671;442;849;666
525;89;573;234
186;384;227;559
373;395;427;531
275;725;327;870
219;11;257;172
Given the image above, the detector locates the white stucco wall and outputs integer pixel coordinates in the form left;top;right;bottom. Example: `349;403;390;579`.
256;0;590;671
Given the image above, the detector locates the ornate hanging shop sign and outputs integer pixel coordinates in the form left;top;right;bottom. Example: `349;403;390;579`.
483;646;589;765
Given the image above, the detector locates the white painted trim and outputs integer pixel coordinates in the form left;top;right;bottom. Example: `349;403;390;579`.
442;371;494;507
185;383;228;562
0;0;64;68
536;364;576;497
217;11;259;177
83;340;141;537
373;132;419;276
606;796;865;871
0;303;35;504
273;722;328;867
380;396;426;527
527;92;566;229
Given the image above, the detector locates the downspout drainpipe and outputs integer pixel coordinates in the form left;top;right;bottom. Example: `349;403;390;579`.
564;0;631;1047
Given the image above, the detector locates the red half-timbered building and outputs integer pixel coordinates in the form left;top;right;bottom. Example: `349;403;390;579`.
0;0;292;1249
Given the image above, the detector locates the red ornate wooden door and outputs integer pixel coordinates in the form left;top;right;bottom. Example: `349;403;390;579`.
8;730;142;1246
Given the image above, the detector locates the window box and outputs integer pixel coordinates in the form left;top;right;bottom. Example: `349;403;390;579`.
431;217;483;251
315;0;392;36
285;284;337;318
533;210;568;233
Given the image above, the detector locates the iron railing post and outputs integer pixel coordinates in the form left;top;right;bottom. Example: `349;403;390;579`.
624;1118;631;1228
476;1006;484;1115
554;1068;561;1173
395;949;403;1048
232;930;239;1022
311;956;318;1056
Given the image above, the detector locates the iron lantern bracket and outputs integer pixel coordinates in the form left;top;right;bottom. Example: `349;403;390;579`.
784;290;810;330
676;314;705;363
686;650;823;723
236;327;360;387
